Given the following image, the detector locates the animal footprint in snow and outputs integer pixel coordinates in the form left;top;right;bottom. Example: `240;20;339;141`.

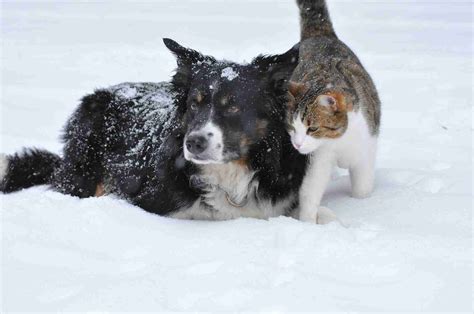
415;177;444;194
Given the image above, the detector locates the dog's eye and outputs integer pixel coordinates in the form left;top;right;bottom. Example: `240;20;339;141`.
227;106;239;114
190;102;197;110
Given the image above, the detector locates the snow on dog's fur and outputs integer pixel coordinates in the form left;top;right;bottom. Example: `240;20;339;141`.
0;38;308;219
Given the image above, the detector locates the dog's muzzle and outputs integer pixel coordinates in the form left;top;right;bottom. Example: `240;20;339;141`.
183;122;224;164
185;134;208;155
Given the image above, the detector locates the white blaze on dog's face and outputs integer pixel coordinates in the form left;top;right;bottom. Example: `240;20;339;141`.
182;79;228;164
183;121;225;164
181;63;266;165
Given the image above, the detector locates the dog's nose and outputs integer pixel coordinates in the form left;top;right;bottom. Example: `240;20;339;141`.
186;135;209;155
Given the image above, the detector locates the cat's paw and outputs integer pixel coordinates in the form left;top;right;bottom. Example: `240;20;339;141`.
351;181;373;199
351;188;372;199
299;207;318;223
299;206;340;225
316;206;340;225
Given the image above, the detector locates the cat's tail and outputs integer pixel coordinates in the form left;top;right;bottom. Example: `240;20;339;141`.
297;0;336;40
0;148;61;193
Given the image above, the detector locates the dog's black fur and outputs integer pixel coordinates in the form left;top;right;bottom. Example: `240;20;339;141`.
0;39;308;218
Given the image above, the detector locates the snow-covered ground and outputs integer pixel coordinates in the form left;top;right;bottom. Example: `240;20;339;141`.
1;0;472;312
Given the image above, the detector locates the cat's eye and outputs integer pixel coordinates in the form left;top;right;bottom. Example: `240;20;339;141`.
307;126;319;133
324;126;341;131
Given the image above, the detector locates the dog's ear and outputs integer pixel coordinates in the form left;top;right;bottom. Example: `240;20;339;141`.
163;38;215;90
163;38;207;66
252;43;300;95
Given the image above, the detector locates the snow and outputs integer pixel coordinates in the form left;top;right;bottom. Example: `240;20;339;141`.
106;81;178;148
113;85;138;99
1;1;472;312
221;66;239;81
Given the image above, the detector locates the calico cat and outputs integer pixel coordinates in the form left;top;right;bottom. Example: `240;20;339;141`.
287;0;381;223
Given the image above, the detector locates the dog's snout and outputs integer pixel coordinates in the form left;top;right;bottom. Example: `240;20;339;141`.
186;135;209;155
183;123;223;163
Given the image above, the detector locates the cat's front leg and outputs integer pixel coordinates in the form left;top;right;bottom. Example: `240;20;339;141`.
299;152;334;223
349;153;375;199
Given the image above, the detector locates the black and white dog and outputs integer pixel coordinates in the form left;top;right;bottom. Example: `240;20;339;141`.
0;39;308;220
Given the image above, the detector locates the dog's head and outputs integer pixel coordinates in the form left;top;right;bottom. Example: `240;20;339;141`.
164;38;298;164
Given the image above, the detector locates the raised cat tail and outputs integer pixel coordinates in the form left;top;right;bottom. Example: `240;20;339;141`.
297;0;336;40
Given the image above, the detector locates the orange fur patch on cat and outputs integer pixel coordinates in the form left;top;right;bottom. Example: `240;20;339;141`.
319;91;353;112
304;92;349;139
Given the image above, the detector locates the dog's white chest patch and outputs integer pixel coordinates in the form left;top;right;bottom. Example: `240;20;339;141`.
169;162;294;220
200;162;255;209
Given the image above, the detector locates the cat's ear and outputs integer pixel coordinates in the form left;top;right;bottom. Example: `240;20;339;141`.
288;81;309;98
317;92;351;112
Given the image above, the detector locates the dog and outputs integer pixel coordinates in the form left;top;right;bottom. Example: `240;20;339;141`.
0;38;308;220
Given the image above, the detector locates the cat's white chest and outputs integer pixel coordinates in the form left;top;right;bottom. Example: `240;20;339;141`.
298;110;378;223
332;111;375;169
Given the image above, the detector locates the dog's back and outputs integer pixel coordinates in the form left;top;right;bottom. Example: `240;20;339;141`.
1;40;308;220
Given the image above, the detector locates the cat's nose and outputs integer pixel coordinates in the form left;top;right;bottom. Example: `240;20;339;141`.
293;142;302;150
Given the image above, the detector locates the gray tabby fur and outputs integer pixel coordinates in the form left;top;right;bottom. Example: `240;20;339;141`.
292;0;381;135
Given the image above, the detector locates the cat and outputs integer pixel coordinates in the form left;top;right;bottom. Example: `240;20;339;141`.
287;0;381;223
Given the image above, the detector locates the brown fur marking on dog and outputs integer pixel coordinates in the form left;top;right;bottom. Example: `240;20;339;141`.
95;183;105;197
255;118;269;137
195;90;203;103
233;157;249;168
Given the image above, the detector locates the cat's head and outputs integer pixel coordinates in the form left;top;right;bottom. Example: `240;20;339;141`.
286;81;351;154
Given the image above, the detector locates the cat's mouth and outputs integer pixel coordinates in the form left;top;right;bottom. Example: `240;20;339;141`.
295;146;314;155
291;140;312;155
